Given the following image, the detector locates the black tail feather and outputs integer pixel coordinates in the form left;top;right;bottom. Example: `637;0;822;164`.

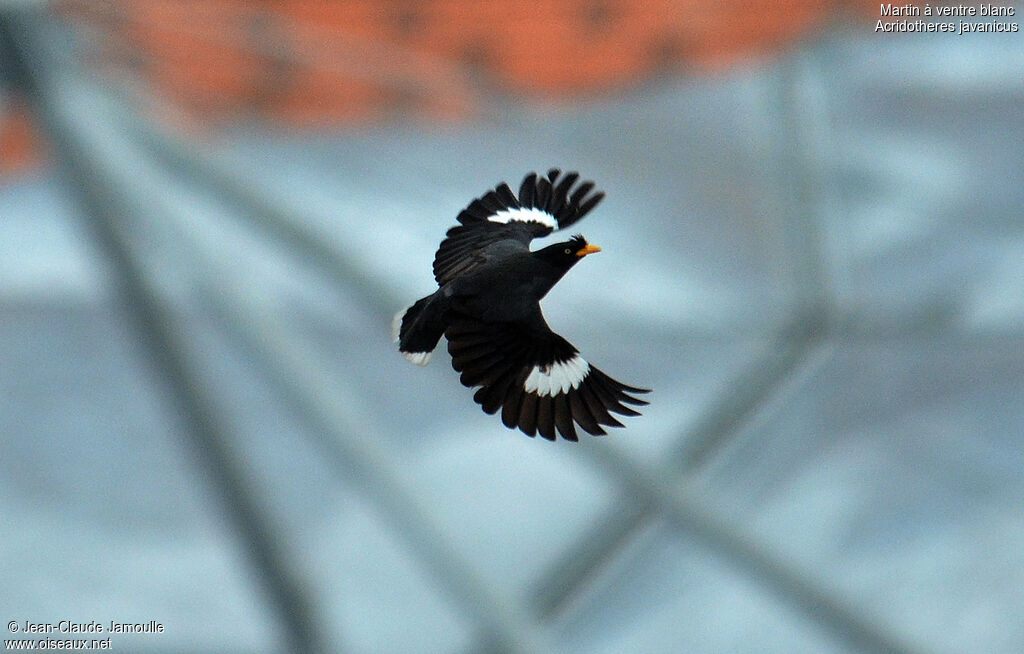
394;292;446;365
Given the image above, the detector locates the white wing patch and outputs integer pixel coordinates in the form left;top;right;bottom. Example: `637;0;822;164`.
489;207;557;229
524;355;590;397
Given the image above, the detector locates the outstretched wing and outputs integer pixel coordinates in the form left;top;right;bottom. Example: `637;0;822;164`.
432;169;606;285
444;310;649;441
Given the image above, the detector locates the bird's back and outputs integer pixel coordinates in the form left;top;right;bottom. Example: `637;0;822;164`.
445;249;559;322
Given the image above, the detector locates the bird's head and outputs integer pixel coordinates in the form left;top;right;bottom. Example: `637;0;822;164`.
535;234;601;272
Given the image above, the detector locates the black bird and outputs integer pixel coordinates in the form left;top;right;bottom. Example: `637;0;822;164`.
394;169;649;441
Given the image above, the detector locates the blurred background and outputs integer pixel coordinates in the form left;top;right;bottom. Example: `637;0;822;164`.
1;1;1022;652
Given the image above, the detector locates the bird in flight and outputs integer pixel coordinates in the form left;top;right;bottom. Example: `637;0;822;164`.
394;169;649;441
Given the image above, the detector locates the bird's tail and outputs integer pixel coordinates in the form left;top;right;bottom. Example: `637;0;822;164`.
393;292;446;366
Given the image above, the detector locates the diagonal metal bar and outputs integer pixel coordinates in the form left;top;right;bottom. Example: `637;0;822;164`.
80;76;407;324
530;311;825;620
119;116;407;323
0;8;332;653
579;436;934;654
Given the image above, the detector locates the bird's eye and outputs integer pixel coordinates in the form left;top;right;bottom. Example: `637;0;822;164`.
564;248;572;255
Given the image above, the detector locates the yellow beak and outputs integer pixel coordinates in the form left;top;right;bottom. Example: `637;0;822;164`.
577;244;602;257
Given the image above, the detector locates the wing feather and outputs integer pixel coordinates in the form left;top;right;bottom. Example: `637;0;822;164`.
445;311;649;441
432;171;607;285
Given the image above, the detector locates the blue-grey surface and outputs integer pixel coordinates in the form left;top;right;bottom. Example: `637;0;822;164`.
2;13;1023;654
